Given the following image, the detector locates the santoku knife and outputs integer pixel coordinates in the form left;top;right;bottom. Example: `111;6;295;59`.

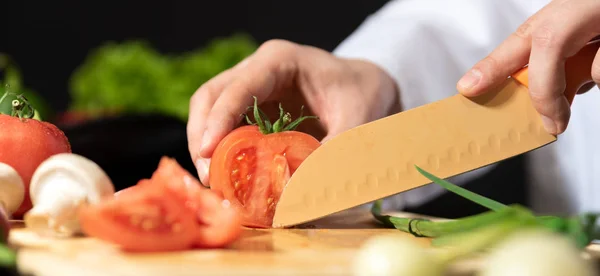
272;39;600;228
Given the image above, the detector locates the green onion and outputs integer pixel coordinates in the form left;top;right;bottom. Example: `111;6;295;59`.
414;165;506;211
371;166;599;251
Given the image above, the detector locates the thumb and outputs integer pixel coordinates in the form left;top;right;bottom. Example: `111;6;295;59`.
457;23;535;97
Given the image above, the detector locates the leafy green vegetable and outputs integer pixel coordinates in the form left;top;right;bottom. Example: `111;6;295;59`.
68;33;258;121
0;244;15;268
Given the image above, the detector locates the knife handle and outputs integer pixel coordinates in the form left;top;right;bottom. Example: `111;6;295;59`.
511;38;600;105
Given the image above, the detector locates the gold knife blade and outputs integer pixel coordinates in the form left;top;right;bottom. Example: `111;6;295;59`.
272;39;600;228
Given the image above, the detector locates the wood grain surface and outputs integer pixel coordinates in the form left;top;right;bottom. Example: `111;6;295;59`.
8;207;599;276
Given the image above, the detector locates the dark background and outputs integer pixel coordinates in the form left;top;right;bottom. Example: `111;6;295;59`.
0;0;390;112
0;0;528;218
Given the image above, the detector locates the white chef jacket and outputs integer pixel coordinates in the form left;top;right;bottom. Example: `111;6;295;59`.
334;0;600;215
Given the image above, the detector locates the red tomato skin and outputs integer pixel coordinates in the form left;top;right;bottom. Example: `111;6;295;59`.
78;186;199;252
209;125;320;228
0;115;71;218
151;157;242;247
79;157;242;252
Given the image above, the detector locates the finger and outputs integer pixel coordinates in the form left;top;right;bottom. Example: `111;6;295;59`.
528;22;571;135
199;40;300;158
187;68;239;184
457;23;534;96
592;48;600;86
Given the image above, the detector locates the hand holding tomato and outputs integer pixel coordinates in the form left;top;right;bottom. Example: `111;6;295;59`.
457;0;600;135
187;39;401;185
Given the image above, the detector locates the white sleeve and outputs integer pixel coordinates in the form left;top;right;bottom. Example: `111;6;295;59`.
333;0;548;210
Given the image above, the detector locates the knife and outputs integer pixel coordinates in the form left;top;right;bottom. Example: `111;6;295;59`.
272;39;600;228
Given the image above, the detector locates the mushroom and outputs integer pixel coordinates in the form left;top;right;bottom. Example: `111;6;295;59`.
24;153;115;237
0;162;25;243
0;162;25;218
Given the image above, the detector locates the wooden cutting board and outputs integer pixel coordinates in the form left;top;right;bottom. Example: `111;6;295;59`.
8;207;600;276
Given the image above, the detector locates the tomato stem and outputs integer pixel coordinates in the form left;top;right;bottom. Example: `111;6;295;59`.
1;84;35;120
244;96;318;134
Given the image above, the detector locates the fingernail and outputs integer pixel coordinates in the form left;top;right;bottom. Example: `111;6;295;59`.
458;69;482;91
540;115;557;135
199;130;212;153
195;158;210;185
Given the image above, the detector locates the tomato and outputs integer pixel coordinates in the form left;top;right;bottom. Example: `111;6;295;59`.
150;157;242;247
209;125;321;228
0;114;71;218
79;157;242;252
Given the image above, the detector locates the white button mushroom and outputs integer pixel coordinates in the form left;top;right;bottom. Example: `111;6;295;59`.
24;153;115;237
0;162;25;219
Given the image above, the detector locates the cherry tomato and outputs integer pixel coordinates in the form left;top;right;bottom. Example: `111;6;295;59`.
209;125;320;228
0;114;71;218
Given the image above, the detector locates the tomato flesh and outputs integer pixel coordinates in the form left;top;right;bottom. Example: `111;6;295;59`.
209;125;320;228
79;185;198;252
79;157;242;252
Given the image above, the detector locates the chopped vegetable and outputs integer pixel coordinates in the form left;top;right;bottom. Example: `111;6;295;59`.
24;153;116;237
209;97;320;228
78;157;242;252
0;85;71;218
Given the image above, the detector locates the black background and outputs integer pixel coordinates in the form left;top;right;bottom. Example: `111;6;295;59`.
0;0;390;112
0;0;528;218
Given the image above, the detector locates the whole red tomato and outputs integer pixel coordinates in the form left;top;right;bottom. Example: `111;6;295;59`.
0;114;71;218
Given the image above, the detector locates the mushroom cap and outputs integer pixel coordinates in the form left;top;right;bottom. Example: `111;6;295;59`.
29;153;115;204
0;162;25;216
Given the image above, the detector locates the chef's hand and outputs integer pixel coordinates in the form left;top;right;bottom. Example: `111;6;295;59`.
457;0;600;135
187;39;400;185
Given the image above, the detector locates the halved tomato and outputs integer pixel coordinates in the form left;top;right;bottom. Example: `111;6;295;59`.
79;157;242;252
209;100;321;228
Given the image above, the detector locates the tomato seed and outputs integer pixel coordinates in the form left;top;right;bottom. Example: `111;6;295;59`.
234;180;240;189
129;216;142;226
267;198;273;205
171;223;182;233
165;215;175;224
142;219;156;230
231;169;239;175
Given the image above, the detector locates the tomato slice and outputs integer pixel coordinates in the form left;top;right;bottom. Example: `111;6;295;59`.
79;157;242;252
209;125;320;228
79;184;198;252
150;157;242;247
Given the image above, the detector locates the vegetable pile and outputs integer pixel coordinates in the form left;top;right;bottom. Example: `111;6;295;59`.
68;34;257;122
356;166;600;275
208;97;321;228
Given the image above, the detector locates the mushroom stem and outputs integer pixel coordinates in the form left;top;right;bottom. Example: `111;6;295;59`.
24;175;87;237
